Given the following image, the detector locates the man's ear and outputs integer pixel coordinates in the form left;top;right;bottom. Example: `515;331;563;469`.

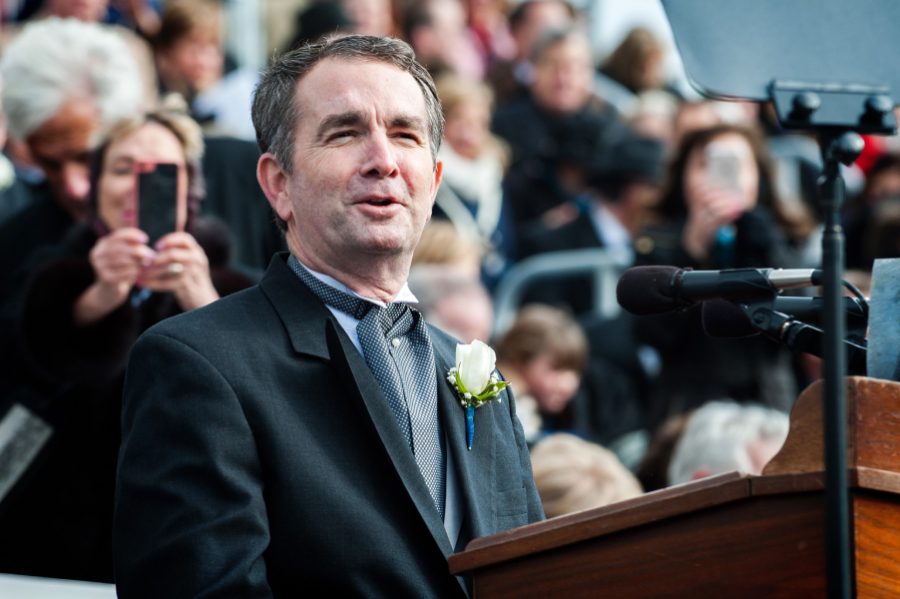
257;152;292;223
427;160;444;217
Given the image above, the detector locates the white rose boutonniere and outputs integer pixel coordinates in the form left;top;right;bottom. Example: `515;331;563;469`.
446;340;509;450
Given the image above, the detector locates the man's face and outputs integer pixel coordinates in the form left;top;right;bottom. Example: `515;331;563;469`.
277;58;442;272
531;36;593;114
26;98;99;221
159;28;224;95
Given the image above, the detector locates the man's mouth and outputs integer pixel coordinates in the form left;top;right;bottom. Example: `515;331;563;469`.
359;195;399;208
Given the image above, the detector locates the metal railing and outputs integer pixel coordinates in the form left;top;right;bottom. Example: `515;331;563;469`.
492;247;633;336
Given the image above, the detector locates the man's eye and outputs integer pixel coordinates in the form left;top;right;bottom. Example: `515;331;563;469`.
329;130;356;141
394;131;421;143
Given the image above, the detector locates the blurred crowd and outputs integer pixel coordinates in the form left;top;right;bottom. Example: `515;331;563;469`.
0;0;896;584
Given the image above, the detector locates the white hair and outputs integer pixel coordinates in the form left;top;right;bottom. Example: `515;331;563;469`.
667;401;789;486
0;17;143;141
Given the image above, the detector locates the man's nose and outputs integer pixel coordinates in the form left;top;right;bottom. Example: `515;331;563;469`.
360;132;400;178
62;162;91;201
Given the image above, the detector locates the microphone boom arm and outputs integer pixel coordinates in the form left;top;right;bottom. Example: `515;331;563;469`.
746;305;868;375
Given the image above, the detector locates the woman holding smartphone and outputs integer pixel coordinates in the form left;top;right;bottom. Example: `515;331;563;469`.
2;100;248;583
74;116;219;324
631;123;810;434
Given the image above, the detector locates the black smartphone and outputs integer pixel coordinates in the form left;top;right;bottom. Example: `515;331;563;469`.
137;163;179;246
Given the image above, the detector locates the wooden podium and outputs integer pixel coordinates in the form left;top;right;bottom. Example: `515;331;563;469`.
449;377;900;597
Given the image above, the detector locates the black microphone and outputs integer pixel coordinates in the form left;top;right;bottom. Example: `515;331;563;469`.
616;265;824;315
701;296;868;338
700;298;868;375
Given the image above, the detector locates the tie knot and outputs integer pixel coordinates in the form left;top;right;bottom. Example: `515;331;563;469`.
369;302;416;338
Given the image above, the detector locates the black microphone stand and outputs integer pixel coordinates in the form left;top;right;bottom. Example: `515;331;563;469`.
771;85;894;598
658;2;900;594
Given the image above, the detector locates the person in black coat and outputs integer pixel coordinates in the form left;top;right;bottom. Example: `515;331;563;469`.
0;104;250;582
114;35;542;597
491;27;629;242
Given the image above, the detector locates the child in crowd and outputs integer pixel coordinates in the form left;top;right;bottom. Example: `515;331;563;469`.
495;304;587;444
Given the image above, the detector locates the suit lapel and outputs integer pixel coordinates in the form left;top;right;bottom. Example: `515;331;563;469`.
259;254;332;360
431;336;496;544
261;255;459;558
321;306;454;558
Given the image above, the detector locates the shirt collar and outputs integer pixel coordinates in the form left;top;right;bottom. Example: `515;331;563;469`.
294;256;419;308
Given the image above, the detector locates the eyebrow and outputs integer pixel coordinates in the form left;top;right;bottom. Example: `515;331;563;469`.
315;111;428;141
316;112;364;141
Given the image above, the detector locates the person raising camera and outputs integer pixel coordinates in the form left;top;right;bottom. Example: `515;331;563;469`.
0;100;248;583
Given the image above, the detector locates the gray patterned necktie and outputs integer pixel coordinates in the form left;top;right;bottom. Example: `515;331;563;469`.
289;257;446;519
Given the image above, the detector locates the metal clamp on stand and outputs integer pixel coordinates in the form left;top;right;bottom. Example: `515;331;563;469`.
770;80;896;134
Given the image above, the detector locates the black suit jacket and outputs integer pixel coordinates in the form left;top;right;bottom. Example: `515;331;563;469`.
114;254;543;597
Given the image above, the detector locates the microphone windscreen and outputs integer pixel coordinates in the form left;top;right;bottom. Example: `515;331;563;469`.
616;266;681;315
701;299;760;338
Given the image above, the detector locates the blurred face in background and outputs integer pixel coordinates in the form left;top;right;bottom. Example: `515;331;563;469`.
157;25;224;95
531;34;593;114
27;97;99;222
443;96;491;160
522;353;580;414
432;285;494;343
97;122;188;231
684;132;759;213
342;0;394;36
46;0;108;21
513;0;573;60
411;0;476;77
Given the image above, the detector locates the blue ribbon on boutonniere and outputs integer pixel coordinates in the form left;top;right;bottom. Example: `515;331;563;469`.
446;340;509;450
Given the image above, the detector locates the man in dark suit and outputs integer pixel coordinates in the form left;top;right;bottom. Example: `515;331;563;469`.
113;35;543;597
517;132;665;314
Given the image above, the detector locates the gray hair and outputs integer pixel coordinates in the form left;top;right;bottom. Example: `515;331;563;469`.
531;433;643;518
0;17;143;141
529;25;590;65
667;401;789;486
252;35;444;172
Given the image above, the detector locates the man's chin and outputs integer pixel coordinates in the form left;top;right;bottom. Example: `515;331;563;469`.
359;239;410;256
355;225;418;255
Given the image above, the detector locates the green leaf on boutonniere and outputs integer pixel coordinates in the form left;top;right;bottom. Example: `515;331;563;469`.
448;340;509;449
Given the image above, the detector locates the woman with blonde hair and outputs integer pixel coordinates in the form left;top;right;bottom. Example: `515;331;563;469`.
434;73;513;285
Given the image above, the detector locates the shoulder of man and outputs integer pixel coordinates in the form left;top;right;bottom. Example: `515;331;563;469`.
139;283;267;347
